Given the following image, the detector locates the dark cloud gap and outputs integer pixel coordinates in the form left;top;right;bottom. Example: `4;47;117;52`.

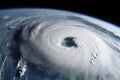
9;27;24;64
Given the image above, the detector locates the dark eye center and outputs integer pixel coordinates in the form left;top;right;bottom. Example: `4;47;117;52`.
62;37;78;48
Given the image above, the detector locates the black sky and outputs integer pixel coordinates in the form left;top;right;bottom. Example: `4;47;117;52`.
0;0;120;26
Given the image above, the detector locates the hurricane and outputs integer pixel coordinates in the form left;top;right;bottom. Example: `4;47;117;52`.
0;9;120;80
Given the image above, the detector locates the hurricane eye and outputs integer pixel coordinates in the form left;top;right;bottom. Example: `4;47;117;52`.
61;37;78;48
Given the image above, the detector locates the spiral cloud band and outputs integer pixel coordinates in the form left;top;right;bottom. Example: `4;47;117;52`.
1;9;120;80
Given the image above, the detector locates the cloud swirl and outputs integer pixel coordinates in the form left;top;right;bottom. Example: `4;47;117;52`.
1;9;120;80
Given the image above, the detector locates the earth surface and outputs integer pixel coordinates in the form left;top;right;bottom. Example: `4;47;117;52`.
0;8;120;80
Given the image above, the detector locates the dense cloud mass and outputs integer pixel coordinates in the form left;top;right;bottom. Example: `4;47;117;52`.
0;9;120;80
